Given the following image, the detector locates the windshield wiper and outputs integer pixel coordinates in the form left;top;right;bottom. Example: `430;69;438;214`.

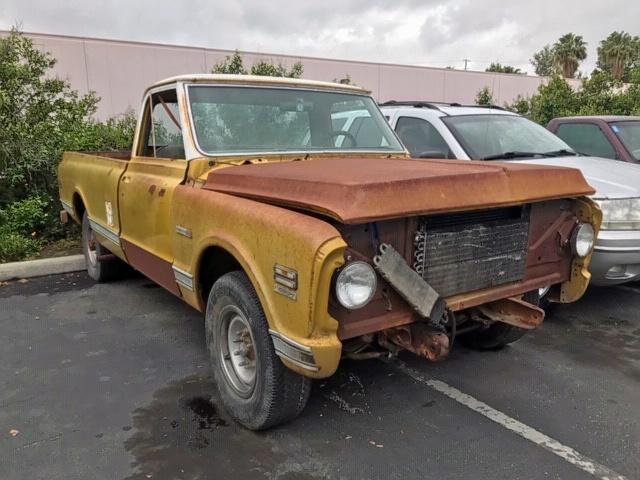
541;149;579;157
482;149;579;161
482;151;543;160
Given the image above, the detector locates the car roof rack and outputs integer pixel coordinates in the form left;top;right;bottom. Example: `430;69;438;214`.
379;100;445;110
379;100;506;111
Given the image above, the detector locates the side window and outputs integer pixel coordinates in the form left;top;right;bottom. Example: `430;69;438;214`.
140;89;184;159
555;123;617;159
348;116;389;147
395;117;454;158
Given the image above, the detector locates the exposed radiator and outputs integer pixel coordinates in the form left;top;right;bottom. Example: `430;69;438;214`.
413;207;530;297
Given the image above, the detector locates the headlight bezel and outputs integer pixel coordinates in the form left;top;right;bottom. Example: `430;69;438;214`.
334;261;377;310
594;198;640;230
570;223;595;258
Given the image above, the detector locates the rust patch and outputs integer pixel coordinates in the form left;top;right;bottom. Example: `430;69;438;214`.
121;239;181;297
203;157;594;224
148;185;157;194
382;323;450;361
475;296;545;330
159;188;166;197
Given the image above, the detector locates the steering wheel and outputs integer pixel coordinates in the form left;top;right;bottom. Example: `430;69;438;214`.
329;130;357;147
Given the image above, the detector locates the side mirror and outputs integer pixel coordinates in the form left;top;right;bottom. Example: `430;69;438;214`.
416;150;451;159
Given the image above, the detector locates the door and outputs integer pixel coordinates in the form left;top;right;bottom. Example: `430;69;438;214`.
119;88;188;294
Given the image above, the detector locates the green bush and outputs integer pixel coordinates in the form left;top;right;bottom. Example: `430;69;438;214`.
0;29;136;261
0;232;41;263
0;196;49;236
0;196;53;262
503;69;640;125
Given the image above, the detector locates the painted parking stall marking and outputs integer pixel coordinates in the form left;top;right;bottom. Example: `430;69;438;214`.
393;360;628;480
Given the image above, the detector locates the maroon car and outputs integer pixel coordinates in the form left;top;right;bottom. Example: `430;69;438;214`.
548;116;640;164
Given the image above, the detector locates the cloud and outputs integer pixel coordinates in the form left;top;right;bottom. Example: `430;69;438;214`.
1;0;638;74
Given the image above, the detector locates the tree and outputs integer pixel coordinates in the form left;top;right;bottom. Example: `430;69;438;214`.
505;68;640;126
597;31;640;81
530;45;556;76
212;51;303;78
485;62;522;74
0;28;99;203
333;74;354;85
553;33;587;78
475;87;495;106
0;29;138;260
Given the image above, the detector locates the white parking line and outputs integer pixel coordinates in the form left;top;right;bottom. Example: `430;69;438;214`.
394;361;628;480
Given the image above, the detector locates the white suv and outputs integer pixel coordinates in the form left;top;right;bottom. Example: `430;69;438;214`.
380;101;640;287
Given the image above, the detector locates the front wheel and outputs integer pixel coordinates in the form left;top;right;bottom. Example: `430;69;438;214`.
205;271;311;430
458;290;540;350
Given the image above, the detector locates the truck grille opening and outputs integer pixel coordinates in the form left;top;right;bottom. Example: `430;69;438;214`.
413;207;530;297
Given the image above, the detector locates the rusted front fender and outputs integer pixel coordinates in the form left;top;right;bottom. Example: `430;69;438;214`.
556;196;603;303
171;186;347;378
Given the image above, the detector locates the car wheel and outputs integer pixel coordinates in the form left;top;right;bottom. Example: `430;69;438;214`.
458;290;540;350
81;212;123;282
537;285;554;312
205;271;311;430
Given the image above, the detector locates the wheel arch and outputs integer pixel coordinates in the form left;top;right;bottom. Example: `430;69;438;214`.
71;190;87;223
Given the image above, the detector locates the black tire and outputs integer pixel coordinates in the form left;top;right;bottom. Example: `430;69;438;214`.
538;287;554;313
205;271;311;430
459;290;540;350
81;212;123;282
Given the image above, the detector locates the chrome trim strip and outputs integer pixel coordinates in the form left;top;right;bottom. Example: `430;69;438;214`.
268;329;318;372
172;265;194;291
594;245;640;253
60;200;74;216
175;225;193;238
88;218;121;247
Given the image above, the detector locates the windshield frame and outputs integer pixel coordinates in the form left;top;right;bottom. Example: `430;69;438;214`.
441;113;575;160
184;83;407;158
609;120;640;162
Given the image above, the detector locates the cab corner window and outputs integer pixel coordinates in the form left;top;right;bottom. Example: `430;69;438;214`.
141;89;184;159
395;116;454;159
555;123;617;159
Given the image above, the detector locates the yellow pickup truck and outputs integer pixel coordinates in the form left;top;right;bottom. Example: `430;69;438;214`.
59;74;600;429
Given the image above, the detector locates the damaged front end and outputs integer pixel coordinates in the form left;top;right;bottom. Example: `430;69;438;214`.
330;198;600;361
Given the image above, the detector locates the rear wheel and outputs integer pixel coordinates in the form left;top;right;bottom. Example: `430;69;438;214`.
205;271;311;430
81;212;123;282
459;290;540;350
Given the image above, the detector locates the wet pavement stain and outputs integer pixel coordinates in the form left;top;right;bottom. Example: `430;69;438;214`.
183;395;227;430
124;374;327;480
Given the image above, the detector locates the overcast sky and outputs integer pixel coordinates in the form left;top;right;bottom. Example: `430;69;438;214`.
2;0;638;74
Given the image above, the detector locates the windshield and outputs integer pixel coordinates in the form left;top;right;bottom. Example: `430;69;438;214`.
441;114;573;160
187;85;404;155
610;121;640;161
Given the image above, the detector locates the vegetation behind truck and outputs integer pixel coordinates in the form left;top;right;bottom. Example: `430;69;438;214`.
58;75;600;429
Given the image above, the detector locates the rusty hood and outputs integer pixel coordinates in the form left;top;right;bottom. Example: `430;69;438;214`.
203;157;594;224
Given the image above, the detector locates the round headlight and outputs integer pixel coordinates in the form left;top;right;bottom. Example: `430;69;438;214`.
571;223;595;258
335;261;377;309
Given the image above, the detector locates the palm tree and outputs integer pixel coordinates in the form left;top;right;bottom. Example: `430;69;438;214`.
597;31;640;81
553;33;587;78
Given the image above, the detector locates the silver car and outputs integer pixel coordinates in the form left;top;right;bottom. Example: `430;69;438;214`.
380;102;640;286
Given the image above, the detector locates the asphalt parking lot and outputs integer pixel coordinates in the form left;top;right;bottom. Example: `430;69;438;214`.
1;273;639;480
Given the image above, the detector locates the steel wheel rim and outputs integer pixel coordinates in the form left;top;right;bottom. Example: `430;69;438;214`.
539;286;550;298
218;305;257;398
86;227;98;267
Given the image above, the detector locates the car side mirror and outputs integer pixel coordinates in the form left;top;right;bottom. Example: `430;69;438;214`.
416;150;450;159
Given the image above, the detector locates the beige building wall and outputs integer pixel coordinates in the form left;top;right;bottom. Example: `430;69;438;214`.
2;31;579;120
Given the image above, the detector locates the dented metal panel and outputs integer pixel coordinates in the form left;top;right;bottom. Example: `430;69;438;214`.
203;157;595;224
